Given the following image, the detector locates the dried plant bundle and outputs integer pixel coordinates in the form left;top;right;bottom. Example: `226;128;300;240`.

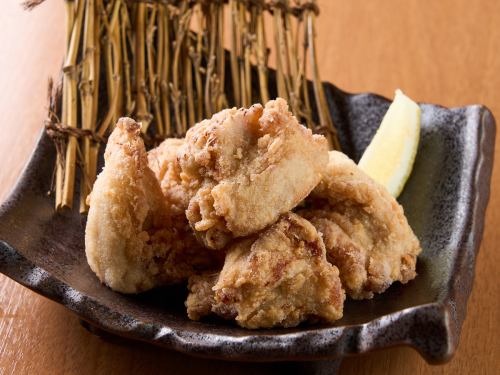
33;0;340;212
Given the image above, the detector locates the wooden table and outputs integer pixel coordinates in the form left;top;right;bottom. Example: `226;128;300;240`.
0;1;498;374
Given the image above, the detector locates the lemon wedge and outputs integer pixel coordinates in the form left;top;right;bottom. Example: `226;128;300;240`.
358;89;421;197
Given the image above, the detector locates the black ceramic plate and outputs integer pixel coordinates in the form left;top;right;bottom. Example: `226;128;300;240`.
0;84;495;365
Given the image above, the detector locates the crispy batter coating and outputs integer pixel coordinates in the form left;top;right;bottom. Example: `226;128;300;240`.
185;273;219;321
148;138;190;215
186;213;345;328
85;118;220;294
178;98;329;249
299;151;422;299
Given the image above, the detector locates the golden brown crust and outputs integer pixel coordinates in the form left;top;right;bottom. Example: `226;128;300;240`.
147;138;190;216
178;98;329;249
185;273;219;321
85;118;220;294
186;213;345;328
299;151;422;299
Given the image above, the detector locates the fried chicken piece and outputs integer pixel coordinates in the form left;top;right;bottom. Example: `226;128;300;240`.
148;138;189;215
186;273;219;321
299;151;422;299
178;98;329;250
186;213;345;329
85;118;220;294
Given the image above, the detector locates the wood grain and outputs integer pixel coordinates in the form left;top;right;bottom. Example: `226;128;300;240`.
0;1;499;374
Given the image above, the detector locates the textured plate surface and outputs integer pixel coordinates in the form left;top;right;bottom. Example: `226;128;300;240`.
0;83;495;363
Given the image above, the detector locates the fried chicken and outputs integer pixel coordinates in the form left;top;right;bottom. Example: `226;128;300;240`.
178;98;329;250
186;213;345;329
299;151;422;299
85;118;220;294
148;138;189;215
185;273;219;321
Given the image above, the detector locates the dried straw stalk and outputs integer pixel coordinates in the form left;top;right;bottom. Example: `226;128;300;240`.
79;0;98;212
60;0;84;209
